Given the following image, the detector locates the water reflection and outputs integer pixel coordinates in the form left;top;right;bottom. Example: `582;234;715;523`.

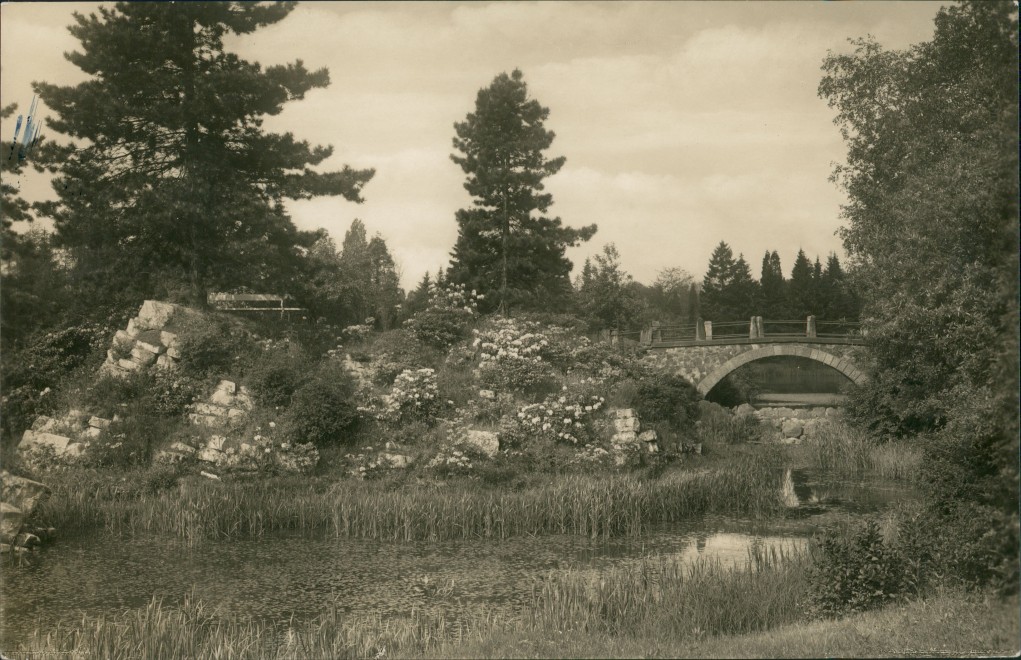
0;469;916;648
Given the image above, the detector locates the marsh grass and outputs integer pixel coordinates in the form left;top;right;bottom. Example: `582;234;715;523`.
798;424;922;480
36;456;784;545
15;548;810;659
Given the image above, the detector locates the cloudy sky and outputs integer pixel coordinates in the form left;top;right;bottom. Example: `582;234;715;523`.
1;1;946;290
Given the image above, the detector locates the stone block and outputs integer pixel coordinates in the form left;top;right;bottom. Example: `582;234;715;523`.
64;443;88;458
89;416;112;430
638;430;658;443
198;447;223;463
169;441;196;455
156;354;178;369
227;408;247;419
160;330;179;348
781;420;803;439
135;300;178;330
734;403;757;416
380;453;413;469
126;317;141;337
1;471;51;515
19;430;72;454
207;435;228;451
613;408;637;419
233;388;254;410
478;389;496;400
30;416;57;433
130;346;157;365
82;427;103;439
189;413;226;428
118;358;141;372
193;402;229;417
463;429;499;457
134;338;164;355
1;503;25;544
613;417;641;434
611;431;639;445
113;330;135;350
166;346;182;360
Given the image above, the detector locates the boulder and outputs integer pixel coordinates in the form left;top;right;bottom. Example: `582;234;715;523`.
63;443;88;458
613;408;637;419
1;471;51;515
611;431;639;445
88;416;112;430
135;300;179;331
0;503;24;544
824;407;840;419
166;347;182;360
30;416;58;433
20;430;72;455
735;403;757;416
639;430;658;443
380;453;413;469
781;420;803;439
118;358;141;372
613;417;641;434
189;413;226;428
463;430;499;458
156;354;179;370
193;402;229;417
207;435;228;452
160;330;179;348
197;447;223;463
478;389;496;401
169;442;196;455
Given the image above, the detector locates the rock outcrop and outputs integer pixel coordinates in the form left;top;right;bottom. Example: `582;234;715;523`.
1;471;53;555
99;300;202;378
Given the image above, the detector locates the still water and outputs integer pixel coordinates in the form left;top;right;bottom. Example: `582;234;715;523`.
0;470;914;648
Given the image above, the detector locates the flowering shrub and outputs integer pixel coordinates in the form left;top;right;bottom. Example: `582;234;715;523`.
342;318;375;342
472;319;557;395
381;368;440;422
426;446;475;475
567;338;647;383
344;447;412;479
514;389;605;445
571;443;613;467
370;329;441;386
404;283;481;348
143;369;203;417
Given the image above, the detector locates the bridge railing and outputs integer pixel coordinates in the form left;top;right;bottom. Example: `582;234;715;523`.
607;316;863;347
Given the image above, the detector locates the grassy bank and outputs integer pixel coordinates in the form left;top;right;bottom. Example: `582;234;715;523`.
34;451;786;544
11;549;1016;659
791;423;922;481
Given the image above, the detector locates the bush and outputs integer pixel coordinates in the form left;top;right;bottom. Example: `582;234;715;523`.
404;284;480;349
696;401;761;445
473;319;558;397
808;518;910;616
370;329;441;386
282;361;358;447
244;340;310;408
635;374;701;433
175;315;255;379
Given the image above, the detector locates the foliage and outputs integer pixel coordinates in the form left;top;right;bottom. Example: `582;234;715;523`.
472;318;557;396
513;389;605;445
369;329;441;385
175;315;255;380
380;368;441;423
403;283;481;349
282;361;358;447
575;244;648;331
448;69;596;312
244;339;310;408
808;519;910;616
700;242;760;322
634;375;701;433
695;401;762;446
34;2;374;304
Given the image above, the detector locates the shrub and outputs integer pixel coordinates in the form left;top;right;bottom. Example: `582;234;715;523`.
635;374;701;432
473;319;558;397
244;340;310;408
566;338;647;384
404;283;481;349
175;315;255;379
808;518;910;616
282;361;358;447
696;401;761;445
142;369;204;417
382;368;440;423
370;329;441;386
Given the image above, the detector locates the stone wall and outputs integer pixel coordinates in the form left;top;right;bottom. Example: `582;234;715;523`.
734;403;841;443
99;300;202;378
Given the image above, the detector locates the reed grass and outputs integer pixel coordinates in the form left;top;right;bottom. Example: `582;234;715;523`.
798;424;922;480
14;547;810;659
36;457;785;545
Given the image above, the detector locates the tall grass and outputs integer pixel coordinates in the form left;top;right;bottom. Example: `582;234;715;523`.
14;548;810;659
36;457;785;545
798;424;922;480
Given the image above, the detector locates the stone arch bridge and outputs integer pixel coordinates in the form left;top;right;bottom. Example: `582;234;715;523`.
631;317;866;396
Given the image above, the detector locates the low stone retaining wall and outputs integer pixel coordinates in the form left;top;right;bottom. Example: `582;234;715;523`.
734;403;841;443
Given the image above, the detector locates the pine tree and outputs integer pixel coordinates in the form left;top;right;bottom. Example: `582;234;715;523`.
787;249;815;317
760;250;787;318
366;235;403;329
700;242;759;322
448;69;596;313
34;2;374;305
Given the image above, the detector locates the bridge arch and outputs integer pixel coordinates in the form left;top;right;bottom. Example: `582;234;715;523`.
696;344;866;397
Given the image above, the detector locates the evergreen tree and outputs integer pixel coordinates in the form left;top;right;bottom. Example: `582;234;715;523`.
820;253;859;320
687;283;701;325
34;2;374;306
366;235;403;330
448;69;596;313
575;243;646;330
701;242;760;322
787;249;815;317
404;272;433;317
338;219;372;322
759;250;787;318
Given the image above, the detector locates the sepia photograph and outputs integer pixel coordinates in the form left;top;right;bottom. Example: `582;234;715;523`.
1;1;1018;657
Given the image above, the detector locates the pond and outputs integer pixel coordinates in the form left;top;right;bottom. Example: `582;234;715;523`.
0;469;917;649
